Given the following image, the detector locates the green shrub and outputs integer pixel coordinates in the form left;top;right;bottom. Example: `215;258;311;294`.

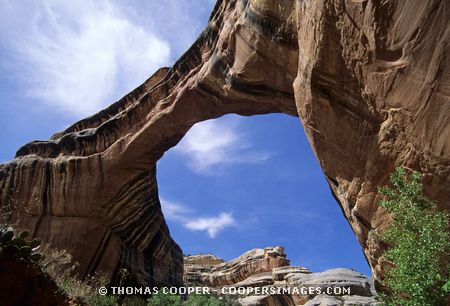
86;294;119;306
122;296;147;306
147;290;182;306
377;167;450;306
146;291;240;306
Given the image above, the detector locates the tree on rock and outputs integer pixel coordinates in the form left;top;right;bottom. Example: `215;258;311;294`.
377;167;450;306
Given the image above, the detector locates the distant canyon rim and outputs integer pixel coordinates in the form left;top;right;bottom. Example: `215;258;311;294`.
0;0;449;290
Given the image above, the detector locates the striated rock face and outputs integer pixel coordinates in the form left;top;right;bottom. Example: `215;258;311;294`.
184;254;225;266
0;0;449;285
304;295;378;306
183;247;378;306
285;268;374;299
184;246;290;286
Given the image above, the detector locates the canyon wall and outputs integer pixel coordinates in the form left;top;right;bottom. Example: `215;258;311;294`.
0;0;449;285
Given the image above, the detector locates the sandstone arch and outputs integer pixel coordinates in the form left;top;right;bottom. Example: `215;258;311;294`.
0;0;449;286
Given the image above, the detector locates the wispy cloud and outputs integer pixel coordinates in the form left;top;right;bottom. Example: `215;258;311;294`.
161;198;193;221
175;117;270;174
160;197;235;238
184;213;235;238
0;0;171;116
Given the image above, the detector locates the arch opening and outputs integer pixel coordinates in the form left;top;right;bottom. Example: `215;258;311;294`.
157;113;371;276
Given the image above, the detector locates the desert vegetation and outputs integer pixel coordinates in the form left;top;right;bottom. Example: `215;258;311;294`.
373;167;450;306
0;225;240;305
3;167;449;305
147;291;240;306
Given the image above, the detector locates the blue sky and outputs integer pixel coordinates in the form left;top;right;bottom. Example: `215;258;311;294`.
0;0;370;275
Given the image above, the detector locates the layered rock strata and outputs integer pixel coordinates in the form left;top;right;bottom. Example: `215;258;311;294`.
184;247;378;306
0;0;449;285
184;246;290;286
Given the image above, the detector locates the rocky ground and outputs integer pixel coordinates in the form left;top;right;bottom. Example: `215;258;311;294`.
184;246;379;306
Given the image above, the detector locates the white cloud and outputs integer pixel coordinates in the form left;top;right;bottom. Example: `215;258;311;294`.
176;118;270;174
160;197;235;238
184;213;235;238
160;197;192;221
0;0;171;116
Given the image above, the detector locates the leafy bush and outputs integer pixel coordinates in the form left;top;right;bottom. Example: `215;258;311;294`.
147;290;182;306
376;167;450;306
122;296;148;306
146;291;240;306
87;294;119;306
185;294;240;306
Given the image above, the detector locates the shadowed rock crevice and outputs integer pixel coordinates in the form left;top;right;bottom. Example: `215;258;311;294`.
1;0;449;286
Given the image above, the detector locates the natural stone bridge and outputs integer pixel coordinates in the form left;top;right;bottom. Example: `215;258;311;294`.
0;0;449;287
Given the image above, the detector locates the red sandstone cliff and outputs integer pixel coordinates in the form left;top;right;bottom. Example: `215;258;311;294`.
0;0;449;286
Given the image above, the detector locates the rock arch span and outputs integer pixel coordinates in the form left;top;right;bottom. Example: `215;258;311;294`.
0;0;449;286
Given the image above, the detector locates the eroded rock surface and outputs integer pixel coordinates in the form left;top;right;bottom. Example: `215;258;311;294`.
183;247;378;306
185;253;225;266
0;0;449;285
185;246;290;286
